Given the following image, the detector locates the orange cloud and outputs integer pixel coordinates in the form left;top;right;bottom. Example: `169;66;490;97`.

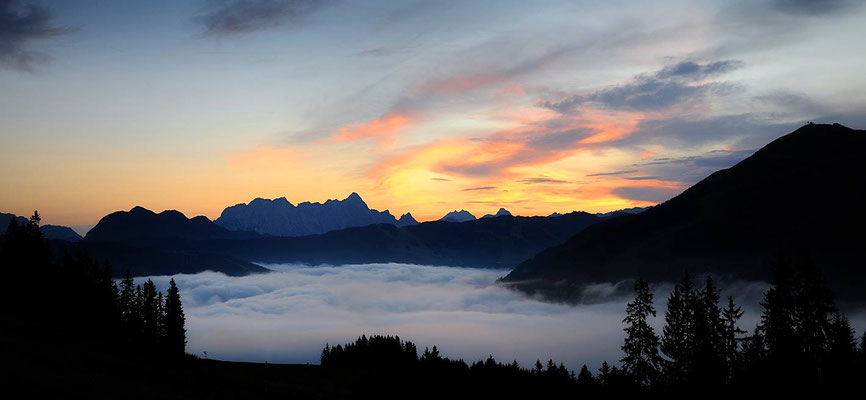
329;113;414;144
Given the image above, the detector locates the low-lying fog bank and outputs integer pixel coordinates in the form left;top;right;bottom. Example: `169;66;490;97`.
139;263;865;371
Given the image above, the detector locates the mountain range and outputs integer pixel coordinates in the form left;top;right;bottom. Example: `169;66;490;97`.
503;123;866;301
72;207;602;273
160;211;601;269
214;193;418;237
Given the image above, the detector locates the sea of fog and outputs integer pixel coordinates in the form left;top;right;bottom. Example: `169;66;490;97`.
138;263;864;372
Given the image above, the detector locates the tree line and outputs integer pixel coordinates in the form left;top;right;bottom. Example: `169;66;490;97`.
0;211;186;356
319;256;866;396
614;256;866;394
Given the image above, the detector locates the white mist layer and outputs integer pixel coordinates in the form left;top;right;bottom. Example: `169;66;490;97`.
139;263;864;371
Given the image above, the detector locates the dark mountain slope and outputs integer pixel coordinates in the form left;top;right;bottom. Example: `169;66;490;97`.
503;124;866;300
84;206;259;244
48;240;268;277
166;212;602;269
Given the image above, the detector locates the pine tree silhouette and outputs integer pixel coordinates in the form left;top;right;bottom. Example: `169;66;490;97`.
164;278;186;355
721;296;745;383
621;277;661;387
661;271;696;386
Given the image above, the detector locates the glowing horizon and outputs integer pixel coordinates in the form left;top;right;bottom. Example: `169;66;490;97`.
2;1;866;230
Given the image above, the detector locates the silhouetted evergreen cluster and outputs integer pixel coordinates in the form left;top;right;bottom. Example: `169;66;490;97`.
602;256;866;394
321;335;580;397
0;211;185;356
319;256;866;396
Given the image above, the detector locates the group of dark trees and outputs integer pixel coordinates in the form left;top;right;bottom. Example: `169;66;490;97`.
0;211;186;356
319;256;866;396
614;256;866;394
320;335;579;397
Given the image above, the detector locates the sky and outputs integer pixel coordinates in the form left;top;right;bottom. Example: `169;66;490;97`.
2;0;866;230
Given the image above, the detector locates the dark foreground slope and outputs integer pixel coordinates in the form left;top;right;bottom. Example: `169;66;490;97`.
171;212;602;269
504;124;866;300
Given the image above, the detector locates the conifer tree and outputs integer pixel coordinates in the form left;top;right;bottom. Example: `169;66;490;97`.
597;361;611;387
661;271;695;385
164;278;186;355
156;291;165;339
826;312;857;381
621;277;661;387
794;258;836;374
533;360;544;376
691;276;726;386
721;296;745;382
576;364;596;389
859;333;866;368
140;279;159;343
119;270;138;334
759;258;797;366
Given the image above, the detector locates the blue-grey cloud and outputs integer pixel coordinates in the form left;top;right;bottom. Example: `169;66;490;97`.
586;170;638;177
199;0;331;35
463;186;495;191
540;60;742;114
0;0;70;71
770;0;860;16
518;177;569;184
630;149;756;184
611;186;683;203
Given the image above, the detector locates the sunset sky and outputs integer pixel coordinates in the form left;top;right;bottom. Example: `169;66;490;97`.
2;0;866;232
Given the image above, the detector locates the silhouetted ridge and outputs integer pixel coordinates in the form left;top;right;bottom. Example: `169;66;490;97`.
440;209;476;222
215;193;404;236
84;206;259;244
503;123;866;301
147;211;603;270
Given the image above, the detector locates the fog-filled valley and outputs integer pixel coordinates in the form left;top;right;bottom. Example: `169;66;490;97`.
137;263;865;370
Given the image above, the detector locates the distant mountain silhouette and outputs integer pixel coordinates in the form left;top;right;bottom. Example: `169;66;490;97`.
151;212;602;269
482;208;513;218
440;209;476;222
40;225;82;242
503;124;866;301
594;206;650;218
84;206;260;245
215;193;409;236
1;212;82;241
396;212;419;227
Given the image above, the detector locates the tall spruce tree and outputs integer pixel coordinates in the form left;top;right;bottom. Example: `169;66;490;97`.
576;364;597;391
597;361;611;387
721;296;745;382
621;277;662;387
826;312;857;381
140;279;159;343
759;257;797;368
164;278;186;355
759;256;838;384
691;276;726;387
794;257;836;375
661;271;696;386
119;270;138;335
